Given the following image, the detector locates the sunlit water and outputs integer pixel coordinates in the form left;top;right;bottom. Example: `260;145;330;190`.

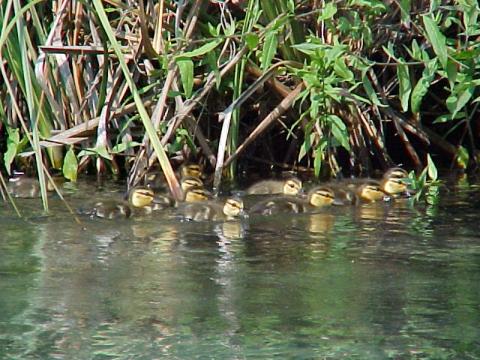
1;180;480;359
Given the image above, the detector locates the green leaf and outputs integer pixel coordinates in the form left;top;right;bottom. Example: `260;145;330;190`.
422;15;448;69
298;132;314;162
176;58;194;98
456;146;469;169
329;115;350;151
314;140;327;177
447;84;474;118
361;72;381;106
245;33;259;50
426;154;438;181
63;147;78;182
175;39;222;59
4;127;20;175
318;2;337;21
411;59;437;113
397;61;411;112
111;141;141;153
261;31;278;71
334;58;353;80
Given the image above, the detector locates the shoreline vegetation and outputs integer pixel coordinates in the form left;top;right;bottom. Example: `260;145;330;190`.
0;0;478;210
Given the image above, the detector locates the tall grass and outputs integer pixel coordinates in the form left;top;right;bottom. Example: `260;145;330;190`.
1;0;479;207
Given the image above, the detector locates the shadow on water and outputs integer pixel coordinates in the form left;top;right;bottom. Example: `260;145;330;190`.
1;180;480;358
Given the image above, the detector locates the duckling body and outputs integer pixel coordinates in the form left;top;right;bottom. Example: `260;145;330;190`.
380;168;409;196
182;187;213;203
246;177;302;196
146;164;205;191
179;197;244;221
250;186;336;215
330;180;389;204
91;201;132;219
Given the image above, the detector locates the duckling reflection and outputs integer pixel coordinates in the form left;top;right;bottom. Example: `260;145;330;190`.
307;213;336;234
214;220;248;240
178;196;244;221
250;186;336;215
246;177;302;196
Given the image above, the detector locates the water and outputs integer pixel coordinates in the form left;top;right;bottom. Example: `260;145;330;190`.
1;180;480;359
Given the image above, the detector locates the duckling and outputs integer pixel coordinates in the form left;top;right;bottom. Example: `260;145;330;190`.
380;167;409;196
246;177;302;196
145;164;205;190
183;187;213;203
250;186;336;215
332;180;389;204
180;176;204;192
85;187;164;219
7;175;62;198
179;196;245;221
90;201;132;219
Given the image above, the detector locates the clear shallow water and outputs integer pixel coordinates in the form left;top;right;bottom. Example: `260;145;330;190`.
1;180;480;359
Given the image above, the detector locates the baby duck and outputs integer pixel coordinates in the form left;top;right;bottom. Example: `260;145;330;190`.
334;180;389;204
183;187;213;203
180;196;245;221
145;163;205;191
7;175;62;198
250;186;336;215
380;167;409;196
87;187;166;219
180;176;204;192
246;177;302;196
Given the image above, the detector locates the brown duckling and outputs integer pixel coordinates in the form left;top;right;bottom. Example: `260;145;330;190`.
246;177;302;196
7;175;62;198
146;164;205;191
380;167;409;196
179;196;245;221
183;187;213;203
250;186;336;215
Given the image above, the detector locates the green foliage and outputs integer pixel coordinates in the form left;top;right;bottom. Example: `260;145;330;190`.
63;147;78;182
407;155;440;204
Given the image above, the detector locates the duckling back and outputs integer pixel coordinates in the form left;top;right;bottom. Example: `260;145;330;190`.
246;177;302;195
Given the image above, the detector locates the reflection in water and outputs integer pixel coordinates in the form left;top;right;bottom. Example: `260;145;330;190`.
1;181;480;358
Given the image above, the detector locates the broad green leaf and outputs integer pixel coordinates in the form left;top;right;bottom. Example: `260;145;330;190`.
314;140;327;177
351;0;387;12
261;31;278;71
456;146;469;169
399;0;411;24
446;60;457;88
298;131;314;162
245;33;259;50
362;72;381;106
176;58;194;98
4;127;20;175
426;154;438;181
397;61;411;112
411;59;437;113
422;15;448;69
63;147;78;182
329;115;350;151
318;2;337;21
334;58;353;80
111;141;141;153
447;84;474;118
175;39;222;59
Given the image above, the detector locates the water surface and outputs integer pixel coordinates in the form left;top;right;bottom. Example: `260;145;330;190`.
1;180;480;358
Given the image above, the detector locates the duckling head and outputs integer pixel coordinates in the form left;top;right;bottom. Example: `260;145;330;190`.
357;181;389;202
184;187;211;202
129;187;155;208
283;177;302;196
309;187;336;207
223;197;245;218
381;167;409;195
180;176;204;192
180;164;204;179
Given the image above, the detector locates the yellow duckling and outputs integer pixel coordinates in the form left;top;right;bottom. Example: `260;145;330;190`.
333;180;389;204
246;177;302;196
146;164;205;191
180;176;204;192
179;196;245;221
183;187;213;203
380;167;409;196
250;186;336;215
88;187;167;219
